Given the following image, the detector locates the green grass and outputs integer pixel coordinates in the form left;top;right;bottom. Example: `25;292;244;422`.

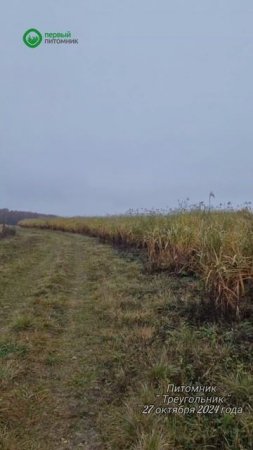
0;342;27;358
0;227;252;449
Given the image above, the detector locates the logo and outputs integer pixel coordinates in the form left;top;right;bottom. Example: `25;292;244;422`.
22;29;79;48
23;28;43;48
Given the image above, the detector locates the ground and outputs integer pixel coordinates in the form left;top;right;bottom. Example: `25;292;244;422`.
0;228;252;449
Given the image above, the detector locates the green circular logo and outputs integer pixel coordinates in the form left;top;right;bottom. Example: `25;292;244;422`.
23;28;42;48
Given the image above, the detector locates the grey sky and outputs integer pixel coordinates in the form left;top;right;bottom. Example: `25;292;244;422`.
1;1;253;215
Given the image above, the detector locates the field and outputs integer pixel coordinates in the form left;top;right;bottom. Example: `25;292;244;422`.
20;209;253;317
0;217;252;449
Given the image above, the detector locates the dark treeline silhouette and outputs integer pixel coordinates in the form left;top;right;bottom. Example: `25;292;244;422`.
0;209;57;225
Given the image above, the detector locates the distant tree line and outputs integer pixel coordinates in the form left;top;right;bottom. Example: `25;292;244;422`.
0;209;57;225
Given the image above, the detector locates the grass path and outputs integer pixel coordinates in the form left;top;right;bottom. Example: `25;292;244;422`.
0;228;117;449
0;228;252;450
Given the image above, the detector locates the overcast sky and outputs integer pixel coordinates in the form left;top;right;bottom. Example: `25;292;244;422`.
1;1;253;216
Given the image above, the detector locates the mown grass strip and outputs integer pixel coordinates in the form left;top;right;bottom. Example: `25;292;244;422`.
0;228;252;449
